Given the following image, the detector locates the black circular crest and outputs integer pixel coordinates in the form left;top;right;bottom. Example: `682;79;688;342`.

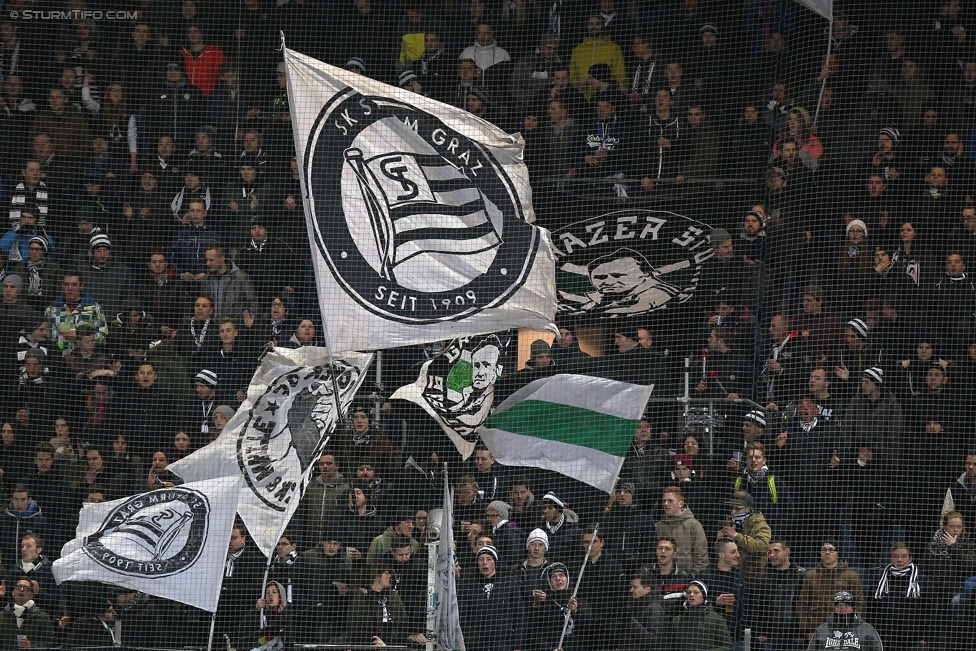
552;209;713;318
237;362;358;511
304;90;540;323
83;488;210;577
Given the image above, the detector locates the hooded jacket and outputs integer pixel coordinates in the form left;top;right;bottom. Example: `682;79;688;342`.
667;602;732;651
459;40;511;72
655;507;709;576
0;503;48;579
808;613;883;650
204;262;256;318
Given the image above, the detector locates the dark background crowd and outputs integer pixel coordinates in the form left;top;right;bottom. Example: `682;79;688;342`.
0;0;975;649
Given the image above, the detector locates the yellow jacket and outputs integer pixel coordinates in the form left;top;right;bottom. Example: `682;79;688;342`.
569;37;626;99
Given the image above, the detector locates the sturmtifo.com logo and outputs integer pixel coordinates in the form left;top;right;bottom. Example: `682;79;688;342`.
304;91;541;324
83;488;210;577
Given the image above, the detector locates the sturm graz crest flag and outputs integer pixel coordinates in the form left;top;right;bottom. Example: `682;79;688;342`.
53;476;241;612
283;46;557;352
553;209;714;318
168;347;373;557
391;335;508;460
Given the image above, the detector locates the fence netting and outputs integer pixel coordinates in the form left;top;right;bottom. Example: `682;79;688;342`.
0;0;974;650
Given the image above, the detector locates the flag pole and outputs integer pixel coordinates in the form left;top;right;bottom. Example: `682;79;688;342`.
556;521;599;651
205;611;217;651
280;38;354;431
257;435;331;598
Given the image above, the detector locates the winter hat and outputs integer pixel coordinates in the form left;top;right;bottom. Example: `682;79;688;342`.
619;481;636;495
165;59;185;72
834;591;855;605
879;127;900;145
791;106;811;128
398;70;418;87
3;275;23;292
709;228;732;247
673;453;695;470
89;234;112;251
345;57;366;73
542;562;569;584
28;237;48;253
743;409;766;427
847;319;869;339
476;545;498;562
486;501;511;520
538;32;560;47
194;369;218;387
846;219;868;236
541;492;565;510
394;506;416;525
726;491;755;508
276;61;287;74
766;166;788;180
530;339;551;357
467;86;491;105
862;367;884;385
930;360;948;376
526;529;549;550
699;23;719;35
689;580;708;598
24;349;46;363
214;405;235;421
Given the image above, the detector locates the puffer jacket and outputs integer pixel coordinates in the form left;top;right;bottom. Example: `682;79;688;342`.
655;507;709;576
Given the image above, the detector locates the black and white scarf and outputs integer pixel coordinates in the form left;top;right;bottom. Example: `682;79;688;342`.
189;318;210;352
545;514;566;535
874;562;921;599
225;546;245;577
26;259;44;296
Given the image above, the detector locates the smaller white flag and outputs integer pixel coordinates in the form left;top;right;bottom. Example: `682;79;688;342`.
434;469;465;651
169;346;372;557
53;476;241;613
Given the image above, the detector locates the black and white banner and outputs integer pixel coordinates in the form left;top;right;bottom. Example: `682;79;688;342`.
552;209;714;318
169;347;372;557
284;46;557;352
53;476;241;612
391;335;507;460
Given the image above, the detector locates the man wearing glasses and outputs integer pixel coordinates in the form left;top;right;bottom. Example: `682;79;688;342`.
0;578;55;648
796;541;864;641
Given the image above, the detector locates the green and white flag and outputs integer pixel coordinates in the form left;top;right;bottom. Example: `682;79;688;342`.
479;374;653;493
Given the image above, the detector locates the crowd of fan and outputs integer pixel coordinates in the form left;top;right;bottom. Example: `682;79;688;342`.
1;0;976;649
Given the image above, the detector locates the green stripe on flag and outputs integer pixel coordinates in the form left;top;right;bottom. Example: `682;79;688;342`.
484;400;637;457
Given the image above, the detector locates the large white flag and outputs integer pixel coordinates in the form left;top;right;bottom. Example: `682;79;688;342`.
53;476;241;612
284;46;557;352
434;470;465;651
169;347;372;557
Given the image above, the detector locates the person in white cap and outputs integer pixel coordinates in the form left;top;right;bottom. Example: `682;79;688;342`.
514;528;551;602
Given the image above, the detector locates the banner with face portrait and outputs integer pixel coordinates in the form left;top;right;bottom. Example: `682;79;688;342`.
391;335;507;460
552;209;714;319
